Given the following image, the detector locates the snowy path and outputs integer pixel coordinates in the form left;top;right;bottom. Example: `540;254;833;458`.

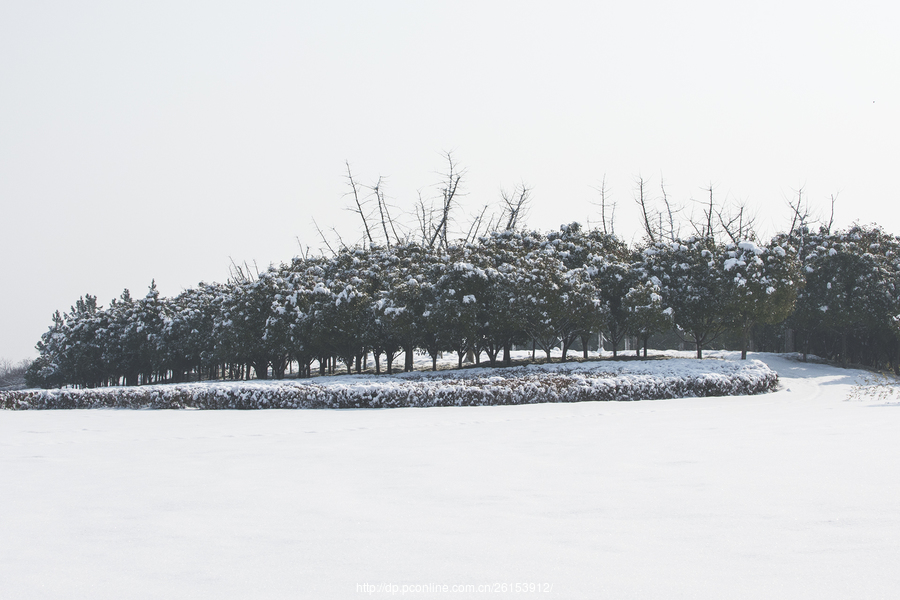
1;353;899;599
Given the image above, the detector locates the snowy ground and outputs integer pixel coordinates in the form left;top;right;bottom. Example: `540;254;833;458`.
1;352;898;599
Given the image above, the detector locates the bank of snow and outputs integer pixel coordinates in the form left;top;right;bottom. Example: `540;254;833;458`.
1;357;777;410
1;353;899;600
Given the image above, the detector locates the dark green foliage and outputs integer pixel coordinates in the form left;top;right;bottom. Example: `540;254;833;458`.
25;221;900;388
642;237;729;358
785;224;900;370
718;240;803;359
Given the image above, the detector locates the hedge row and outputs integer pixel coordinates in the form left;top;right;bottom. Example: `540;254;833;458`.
1;359;777;410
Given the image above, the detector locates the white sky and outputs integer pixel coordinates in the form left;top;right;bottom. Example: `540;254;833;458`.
2;0;898;362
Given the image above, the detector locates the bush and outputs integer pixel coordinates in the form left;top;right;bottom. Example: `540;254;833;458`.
1;358;777;410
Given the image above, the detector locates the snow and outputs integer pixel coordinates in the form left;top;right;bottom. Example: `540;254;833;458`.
737;240;764;254
2;355;777;410
723;257;742;271
2;353;899;599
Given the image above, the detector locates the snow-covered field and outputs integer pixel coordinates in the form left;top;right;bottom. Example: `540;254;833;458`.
1;352;898;599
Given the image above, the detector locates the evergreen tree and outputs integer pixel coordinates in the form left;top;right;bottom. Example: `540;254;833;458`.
719;239;802;359
623;277;672;357
644;237;728;358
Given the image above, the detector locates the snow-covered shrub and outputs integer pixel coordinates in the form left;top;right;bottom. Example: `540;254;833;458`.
2;359;777;410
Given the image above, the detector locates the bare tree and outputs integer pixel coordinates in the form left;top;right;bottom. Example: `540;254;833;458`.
632;175;687;243
592;175;616;236
659;176;682;242
415;190;433;245
344;161;375;247
635;175;656;243
464;204;492;243
499;183;532;231
826;192;838;234
427;152;464;250
702;184;716;238
786;186;813;247
716;199;758;244
370;176;403;246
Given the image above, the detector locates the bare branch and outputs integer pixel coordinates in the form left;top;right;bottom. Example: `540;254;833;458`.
428;152;464;250
500;182;531;231
716;207;741;244
716;198;758;244
659;175;679;242
227;258;259;283
786;186;809;243
311;218;336;256
295;237;312;260
484;212;501;235
465;204;490;244
228;257;247;283
331;227;347;251
369;176;394;248
416;191;432;245
591;175;617;236
344;160;374;247
827;192;838;234
634;175;656;244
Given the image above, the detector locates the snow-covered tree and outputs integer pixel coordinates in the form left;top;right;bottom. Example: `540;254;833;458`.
623;277;672;357
436;244;489;367
787;224;900;367
643;237;728;358
318;249;376;374
719;239;802;359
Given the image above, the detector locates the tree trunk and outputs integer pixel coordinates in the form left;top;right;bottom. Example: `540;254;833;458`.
273;357;287;379
486;344;499;366
404;347;414;372
841;330;849;367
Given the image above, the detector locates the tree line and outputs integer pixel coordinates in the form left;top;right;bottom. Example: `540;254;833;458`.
24;163;900;388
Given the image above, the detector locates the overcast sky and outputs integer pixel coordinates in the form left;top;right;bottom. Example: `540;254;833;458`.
2;0;898;362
